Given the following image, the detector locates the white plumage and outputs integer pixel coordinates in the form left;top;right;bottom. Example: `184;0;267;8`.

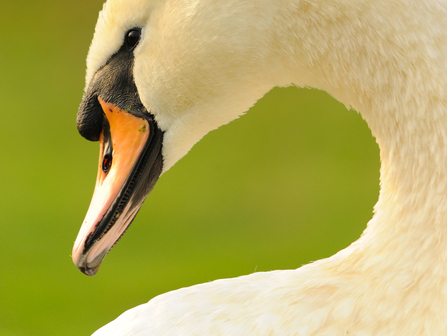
82;0;447;334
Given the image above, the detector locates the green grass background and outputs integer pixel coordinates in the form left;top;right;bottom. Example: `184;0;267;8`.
0;1;379;335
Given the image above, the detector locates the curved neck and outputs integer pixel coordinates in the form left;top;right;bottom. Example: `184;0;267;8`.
270;0;447;265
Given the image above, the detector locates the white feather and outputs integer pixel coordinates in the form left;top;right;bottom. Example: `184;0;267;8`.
85;0;447;334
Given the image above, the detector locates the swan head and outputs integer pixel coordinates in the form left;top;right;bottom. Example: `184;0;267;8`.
72;0;281;275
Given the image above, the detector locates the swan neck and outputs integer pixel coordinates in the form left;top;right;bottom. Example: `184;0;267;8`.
271;1;447;265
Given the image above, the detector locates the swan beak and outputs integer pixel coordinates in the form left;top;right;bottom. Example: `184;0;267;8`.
72;97;163;276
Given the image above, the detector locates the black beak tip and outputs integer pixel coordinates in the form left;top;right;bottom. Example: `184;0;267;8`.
75;248;108;276
78;264;100;276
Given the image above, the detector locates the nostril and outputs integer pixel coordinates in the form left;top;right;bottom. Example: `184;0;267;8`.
101;111;113;174
102;154;112;173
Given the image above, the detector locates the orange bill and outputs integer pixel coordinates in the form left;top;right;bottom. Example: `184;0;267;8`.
72;97;161;275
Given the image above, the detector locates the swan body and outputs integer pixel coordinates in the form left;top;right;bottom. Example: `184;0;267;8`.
72;0;447;334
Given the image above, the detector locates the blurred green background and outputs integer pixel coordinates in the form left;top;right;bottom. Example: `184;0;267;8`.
0;1;379;335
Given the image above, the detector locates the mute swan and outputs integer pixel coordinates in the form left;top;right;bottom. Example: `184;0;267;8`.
73;0;447;334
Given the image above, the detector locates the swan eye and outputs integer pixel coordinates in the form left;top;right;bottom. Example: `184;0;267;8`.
125;28;141;51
